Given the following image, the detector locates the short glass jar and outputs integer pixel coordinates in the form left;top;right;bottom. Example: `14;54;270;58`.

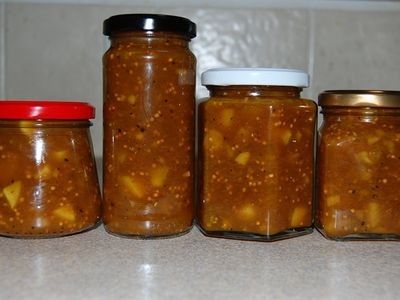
102;14;196;238
317;90;400;241
0;101;102;238
198;68;317;241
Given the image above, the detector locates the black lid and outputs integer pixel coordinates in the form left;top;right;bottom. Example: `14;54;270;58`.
103;14;196;39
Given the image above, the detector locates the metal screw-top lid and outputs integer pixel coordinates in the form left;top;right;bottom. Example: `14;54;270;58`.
201;68;309;88
103;14;196;39
319;90;400;108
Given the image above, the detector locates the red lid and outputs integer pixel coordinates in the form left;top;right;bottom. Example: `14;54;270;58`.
0;100;95;120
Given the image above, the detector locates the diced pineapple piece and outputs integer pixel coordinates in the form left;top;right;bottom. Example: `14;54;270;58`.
295;131;302;141
367;136;380;145
3;181;22;209
118;152;127;163
220;108;234;127
52;150;68;161
53;205;76;221
290;207;308;227
383;140;395;153
281;129;292;145
355;151;373;165
127;95;136;104
360;170;372;181
366;202;380;228
326;195;340;207
135;133;144;140
237;204;256;220
120;176;145;198
235;152;250;165
19;121;36;135
204;129;224;150
37;165;52;180
150;166;169;187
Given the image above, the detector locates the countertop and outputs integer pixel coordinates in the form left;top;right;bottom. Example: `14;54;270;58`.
0;226;399;300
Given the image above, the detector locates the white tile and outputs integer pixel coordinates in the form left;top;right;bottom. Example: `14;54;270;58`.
312;10;400;102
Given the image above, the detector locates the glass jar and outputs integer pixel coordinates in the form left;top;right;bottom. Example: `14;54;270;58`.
0;100;101;238
102;14;196;238
198;68;317;241
317;90;400;241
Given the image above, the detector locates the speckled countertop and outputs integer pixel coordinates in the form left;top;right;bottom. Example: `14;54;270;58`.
0;226;399;300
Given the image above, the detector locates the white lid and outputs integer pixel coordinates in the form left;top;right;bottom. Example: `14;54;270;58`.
201;68;309;88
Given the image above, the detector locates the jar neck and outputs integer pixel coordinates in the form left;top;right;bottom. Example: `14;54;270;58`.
321;107;400;116
109;31;190;48
207;85;302;99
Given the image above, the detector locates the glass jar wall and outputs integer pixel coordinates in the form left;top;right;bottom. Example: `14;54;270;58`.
198;68;317;241
317;90;400;240
102;14;197;238
0;101;101;238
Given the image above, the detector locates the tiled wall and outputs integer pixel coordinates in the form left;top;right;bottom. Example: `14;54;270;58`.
1;2;400;159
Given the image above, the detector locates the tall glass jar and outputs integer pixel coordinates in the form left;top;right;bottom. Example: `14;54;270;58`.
198;68;317;241
317;90;400;241
0;100;101;238
102;14;196;238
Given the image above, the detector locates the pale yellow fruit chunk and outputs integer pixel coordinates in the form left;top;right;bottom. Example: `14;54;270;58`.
135;133;144;140
120;176;145;198
19;121;35;135
327;195;340;207
53;205;76;221
237;204;256;220
37;165;52;180
204;129;223;150
52;150;68;161
295;131;302;141
221;109;234;127
127;95;137;104
367;136;380;145
355;151;373;165
3;181;22;209
235;152;250;165
281;129;292;145
383;140;395;153
366;202;380;228
150;166;169;187
290;207;308;227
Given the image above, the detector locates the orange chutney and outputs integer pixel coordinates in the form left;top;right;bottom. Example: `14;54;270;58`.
102;14;196;237
0;101;101;238
317;90;400;240
198;69;316;241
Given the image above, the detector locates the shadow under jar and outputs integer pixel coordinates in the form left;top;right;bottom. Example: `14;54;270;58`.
102;14;197;238
0;101;102;238
198;68;317;241
317;90;400;241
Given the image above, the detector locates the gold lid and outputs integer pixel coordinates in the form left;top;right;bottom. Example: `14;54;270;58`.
318;90;400;108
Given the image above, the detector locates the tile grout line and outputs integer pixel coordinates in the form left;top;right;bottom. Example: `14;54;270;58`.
0;3;5;99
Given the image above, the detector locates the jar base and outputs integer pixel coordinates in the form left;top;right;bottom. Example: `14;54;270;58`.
317;228;400;241
104;224;193;239
0;220;101;239
197;225;313;242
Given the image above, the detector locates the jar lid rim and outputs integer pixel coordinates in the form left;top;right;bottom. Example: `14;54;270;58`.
0;100;95;120
201;68;309;88
103;14;196;39
318;90;400;108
